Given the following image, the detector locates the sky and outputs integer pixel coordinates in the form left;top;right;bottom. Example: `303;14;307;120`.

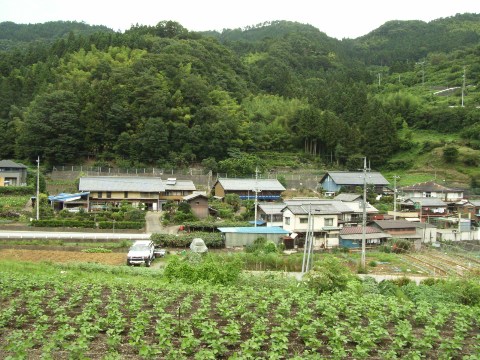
0;0;479;39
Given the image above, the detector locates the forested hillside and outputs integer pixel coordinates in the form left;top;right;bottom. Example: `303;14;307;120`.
0;16;479;186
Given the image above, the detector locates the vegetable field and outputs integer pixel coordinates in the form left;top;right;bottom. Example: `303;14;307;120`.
0;262;479;359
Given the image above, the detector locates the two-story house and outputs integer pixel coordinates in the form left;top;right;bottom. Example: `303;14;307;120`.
162;178;196;203
79;176;165;211
400;197;448;222
399;181;464;202
282;203;341;248
0;160;28;186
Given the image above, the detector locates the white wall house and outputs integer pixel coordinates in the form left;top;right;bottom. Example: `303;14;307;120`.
400;181;464;202
282;204;340;248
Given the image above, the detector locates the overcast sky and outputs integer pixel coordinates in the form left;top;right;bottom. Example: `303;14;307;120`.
1;0;478;39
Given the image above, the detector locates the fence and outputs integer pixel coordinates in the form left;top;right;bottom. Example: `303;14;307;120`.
51;166;324;191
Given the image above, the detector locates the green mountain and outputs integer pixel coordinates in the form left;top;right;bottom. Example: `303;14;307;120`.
0;16;478;189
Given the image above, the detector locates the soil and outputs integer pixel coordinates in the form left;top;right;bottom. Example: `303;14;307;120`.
0;249;126;265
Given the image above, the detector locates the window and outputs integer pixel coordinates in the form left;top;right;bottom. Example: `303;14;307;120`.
300;217;308;224
106;192;112;199
124;191;129;198
285;217;290;225
425;192;431;198
325;218;334;226
98;192;103;199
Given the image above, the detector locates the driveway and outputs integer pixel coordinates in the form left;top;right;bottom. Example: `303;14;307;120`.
145;211;179;234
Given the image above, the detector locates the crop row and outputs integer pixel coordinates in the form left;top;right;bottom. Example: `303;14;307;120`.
0;271;479;359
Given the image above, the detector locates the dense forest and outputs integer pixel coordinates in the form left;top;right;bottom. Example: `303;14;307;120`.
0;16;479;178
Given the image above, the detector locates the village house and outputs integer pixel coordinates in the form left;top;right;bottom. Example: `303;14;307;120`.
48;192;90;212
371;219;427;248
459;199;480;222
183;192;209;219
319;171;390;195
212;178;285;201
339;226;391;248
79;176;165;211
257;203;286;227
400;197;448;222
78;176;196;211
399;181;464;202
0;160;28;187
162;178;197;202
282;203;341;248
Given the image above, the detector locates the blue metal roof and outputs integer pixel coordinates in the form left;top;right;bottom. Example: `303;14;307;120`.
48;192;90;203
217;226;289;234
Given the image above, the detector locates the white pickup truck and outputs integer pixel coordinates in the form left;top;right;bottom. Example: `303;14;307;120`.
126;240;155;267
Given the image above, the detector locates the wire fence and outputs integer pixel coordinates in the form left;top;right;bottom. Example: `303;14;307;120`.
51;166;323;190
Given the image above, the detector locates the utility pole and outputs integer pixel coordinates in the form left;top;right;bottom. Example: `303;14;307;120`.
253;167;260;227
461;66;466;107
393;175;400;220
361;157;369;270
36;156;40;221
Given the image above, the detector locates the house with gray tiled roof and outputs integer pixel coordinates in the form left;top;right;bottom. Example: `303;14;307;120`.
282;203;341;248
319;171;389;195
0;160;28;186
339;226;391;248
400;197;448;222
400;181;464;202
79;176;166;211
212;178;285;201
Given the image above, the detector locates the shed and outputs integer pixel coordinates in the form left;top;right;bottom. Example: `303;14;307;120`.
218;226;289;247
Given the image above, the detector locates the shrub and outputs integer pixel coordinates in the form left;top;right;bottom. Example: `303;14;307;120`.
304;256;357;293
163;254;242;285
391;239;412;253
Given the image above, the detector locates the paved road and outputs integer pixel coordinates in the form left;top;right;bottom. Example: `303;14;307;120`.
145;211;163;234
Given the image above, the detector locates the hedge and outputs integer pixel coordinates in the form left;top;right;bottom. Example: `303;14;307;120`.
98;221;145;230
31;220;95;228
0;186;34;195
150;232;224;248
182;221;252;232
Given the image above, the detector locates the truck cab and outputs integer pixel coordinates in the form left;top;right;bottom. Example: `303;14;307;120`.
126;240;155;267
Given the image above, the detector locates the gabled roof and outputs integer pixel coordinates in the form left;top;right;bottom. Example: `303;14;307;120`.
334;193;363;202
339;226;392;240
284;204;340;215
164;179;196;191
400;181;463;193
257;203;287;215
79;176;165;192
0;160;27;169
403;197;447;207
340;226;382;234
320;171;389;186
183;192;208;201
215;178;285;191
467;200;480;207
372;220;418;230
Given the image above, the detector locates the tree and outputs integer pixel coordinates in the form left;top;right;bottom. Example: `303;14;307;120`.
16;90;84;166
443;145;459;163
